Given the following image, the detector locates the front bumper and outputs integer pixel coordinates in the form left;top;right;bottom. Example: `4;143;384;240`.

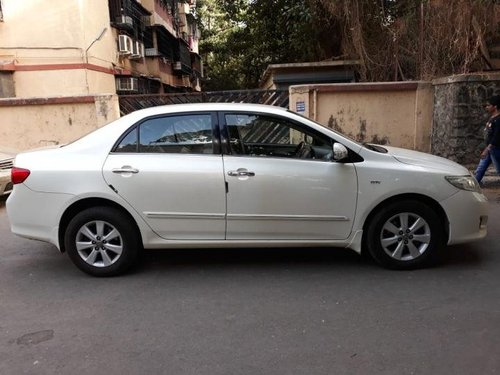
441;190;488;245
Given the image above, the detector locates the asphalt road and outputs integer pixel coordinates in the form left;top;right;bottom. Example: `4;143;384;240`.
1;188;500;375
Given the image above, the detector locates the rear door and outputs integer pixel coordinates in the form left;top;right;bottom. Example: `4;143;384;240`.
102;112;226;240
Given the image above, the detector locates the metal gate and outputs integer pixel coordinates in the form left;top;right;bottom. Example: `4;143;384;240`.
118;90;289;115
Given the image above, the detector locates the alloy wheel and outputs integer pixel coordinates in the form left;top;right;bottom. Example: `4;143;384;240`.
75;220;123;267
379;212;431;261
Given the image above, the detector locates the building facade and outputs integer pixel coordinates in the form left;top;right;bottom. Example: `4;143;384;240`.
0;0;202;98
0;0;202;151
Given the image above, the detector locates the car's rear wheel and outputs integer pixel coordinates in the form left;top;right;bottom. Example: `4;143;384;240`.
365;200;443;269
64;207;140;276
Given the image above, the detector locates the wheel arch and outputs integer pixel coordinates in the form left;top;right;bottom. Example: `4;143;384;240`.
361;193;449;251
58;198;143;253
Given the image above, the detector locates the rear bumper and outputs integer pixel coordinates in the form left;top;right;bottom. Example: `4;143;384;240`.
6;184;73;249
441;190;489;245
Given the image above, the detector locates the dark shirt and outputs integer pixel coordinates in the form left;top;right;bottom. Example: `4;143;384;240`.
486;115;500;147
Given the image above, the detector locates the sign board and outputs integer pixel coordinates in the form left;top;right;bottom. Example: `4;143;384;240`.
296;101;306;113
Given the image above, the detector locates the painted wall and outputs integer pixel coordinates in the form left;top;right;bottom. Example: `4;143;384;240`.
145;58;184;87
0;0;117;97
289;82;433;152
0;95;120;151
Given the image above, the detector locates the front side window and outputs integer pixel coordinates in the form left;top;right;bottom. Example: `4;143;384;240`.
225;114;332;160
116;114;213;154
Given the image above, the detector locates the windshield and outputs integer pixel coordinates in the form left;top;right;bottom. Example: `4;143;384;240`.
286;110;362;145
287;110;392;153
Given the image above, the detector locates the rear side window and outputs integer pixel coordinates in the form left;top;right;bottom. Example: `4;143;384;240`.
115;128;138;152
115;114;214;154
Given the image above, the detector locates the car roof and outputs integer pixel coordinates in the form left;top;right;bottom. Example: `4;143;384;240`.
127;102;289;118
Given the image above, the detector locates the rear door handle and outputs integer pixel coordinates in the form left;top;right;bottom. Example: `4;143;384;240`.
112;166;139;174
228;169;255;177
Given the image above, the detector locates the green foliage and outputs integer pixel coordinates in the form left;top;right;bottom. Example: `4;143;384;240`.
197;0;339;90
198;0;497;88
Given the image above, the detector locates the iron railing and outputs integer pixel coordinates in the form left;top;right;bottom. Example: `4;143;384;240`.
119;90;289;115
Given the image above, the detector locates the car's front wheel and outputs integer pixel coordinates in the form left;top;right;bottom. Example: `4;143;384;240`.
64;207;140;276
365;200;444;269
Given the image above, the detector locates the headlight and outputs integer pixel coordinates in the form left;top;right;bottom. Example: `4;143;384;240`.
445;175;481;192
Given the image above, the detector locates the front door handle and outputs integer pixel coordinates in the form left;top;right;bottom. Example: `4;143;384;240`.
228;169;255;177
112;166;139;174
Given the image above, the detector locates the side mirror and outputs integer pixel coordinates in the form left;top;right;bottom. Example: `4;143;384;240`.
333;143;349;161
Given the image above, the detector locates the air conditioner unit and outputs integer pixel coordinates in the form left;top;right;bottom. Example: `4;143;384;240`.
129;41;144;59
173;61;182;71
116;77;139;92
118;35;133;55
145;48;160;57
115;15;133;28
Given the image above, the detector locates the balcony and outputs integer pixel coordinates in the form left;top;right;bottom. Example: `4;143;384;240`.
145;47;161;57
114;15;133;30
174;39;192;76
180;31;189;44
109;0;151;37
144;57;183;88
159;58;172;74
188;34;200;54
151;0;177;36
154;26;178;61
180;2;190;14
191;52;202;78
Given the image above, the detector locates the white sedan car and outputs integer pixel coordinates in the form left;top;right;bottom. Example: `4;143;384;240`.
7;103;488;276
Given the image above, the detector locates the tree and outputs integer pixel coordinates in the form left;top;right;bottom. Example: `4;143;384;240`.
196;0;250;90
197;0;498;89
197;0;341;90
314;0;498;81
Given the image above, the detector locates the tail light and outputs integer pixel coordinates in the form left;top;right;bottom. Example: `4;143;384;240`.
11;167;31;184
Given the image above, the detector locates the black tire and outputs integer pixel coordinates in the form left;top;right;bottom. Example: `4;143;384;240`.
64;206;140;276
365;200;443;270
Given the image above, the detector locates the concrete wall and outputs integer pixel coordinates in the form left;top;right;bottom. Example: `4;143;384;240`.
289;82;433;151
432;74;500;165
0;95;120;151
0;0;206;153
0;0;117;97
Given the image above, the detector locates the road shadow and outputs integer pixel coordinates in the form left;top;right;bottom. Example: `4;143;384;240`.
3;242;486;280
134;247;372;274
131;243;486;275
438;244;485;268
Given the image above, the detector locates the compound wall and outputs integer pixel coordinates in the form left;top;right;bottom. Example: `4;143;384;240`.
289;82;433;152
0;94;120;151
432;74;500;165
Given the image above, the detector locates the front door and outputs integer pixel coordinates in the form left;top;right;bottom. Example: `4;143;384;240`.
221;112;358;240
